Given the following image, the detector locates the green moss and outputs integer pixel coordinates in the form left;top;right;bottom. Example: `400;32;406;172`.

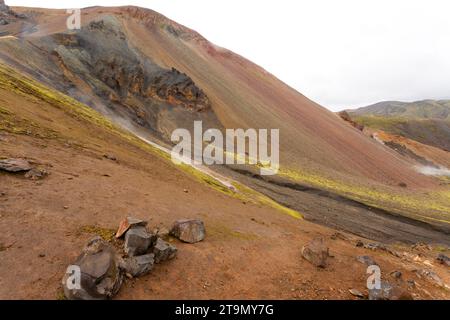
78;225;116;242
279;167;450;224
207;223;259;241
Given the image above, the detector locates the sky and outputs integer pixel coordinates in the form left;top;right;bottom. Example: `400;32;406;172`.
7;0;450;111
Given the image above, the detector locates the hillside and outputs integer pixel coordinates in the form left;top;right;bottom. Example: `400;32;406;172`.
348;100;450;151
0;5;449;300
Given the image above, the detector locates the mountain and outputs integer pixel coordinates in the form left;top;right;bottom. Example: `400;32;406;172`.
348;100;450;151
0;5;449;300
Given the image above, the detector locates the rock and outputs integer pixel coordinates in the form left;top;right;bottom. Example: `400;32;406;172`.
355;240;364;247
153;238;177;263
24;167;49;180
170;219;205;244
0;18;8;25
62;237;123;300
436;253;450;267
0;0;9;12
122;253;155;277
301;237;329;268
415;269;445;288
390;271;402;279
124;226;155;256
0;158;32;172
369;281;413;300
115;217;148;239
357;255;377;266
349;289;365;298
103;154;117;161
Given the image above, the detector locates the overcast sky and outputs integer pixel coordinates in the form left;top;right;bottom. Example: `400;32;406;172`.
7;0;450;110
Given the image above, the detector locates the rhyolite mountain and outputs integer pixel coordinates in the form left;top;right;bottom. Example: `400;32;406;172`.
1;5;450;236
348;100;450;151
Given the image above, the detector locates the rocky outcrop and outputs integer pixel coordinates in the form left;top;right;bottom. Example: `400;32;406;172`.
0;1;9;12
337;111;364;131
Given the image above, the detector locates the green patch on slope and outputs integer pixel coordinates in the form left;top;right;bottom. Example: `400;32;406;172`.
0;63;301;219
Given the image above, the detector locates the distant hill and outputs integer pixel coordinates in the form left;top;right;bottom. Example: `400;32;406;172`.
348;100;450;151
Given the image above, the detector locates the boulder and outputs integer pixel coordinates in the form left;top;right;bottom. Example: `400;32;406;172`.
0;158;32;172
124;226;155;256
301;237;329;268
357;255;377;266
116;217;147;239
153;238;177;263
369;281;413;300
122;253;155;277
415;269;446;288
62;237;123;300
170;219;205;244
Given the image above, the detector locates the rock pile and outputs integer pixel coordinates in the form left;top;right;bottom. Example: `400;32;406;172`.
62;216;205;300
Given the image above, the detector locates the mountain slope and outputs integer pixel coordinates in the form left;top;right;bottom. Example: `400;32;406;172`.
0;6;439;190
348;100;450;151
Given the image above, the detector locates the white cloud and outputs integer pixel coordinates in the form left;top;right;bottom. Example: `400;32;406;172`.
7;0;450;110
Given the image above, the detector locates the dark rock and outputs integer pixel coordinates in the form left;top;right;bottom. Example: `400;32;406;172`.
330;232;348;241
170;219;205;244
355;240;364;247
103;154;117;161
115;217;148;239
62;237;123;300
0;158;32;172
390;271;402;279
0;18;8;25
301;237;329;268
124;226;155;256
357;255;377;266
369;281;413;300
436;253;450;267
122;253;155;277
153;238;177;263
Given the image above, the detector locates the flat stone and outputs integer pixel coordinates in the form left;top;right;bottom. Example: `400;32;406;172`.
349;289;365;298
62;237;123;300
301;237;329;268
170;219;205;244
153;238;177;263
0;158;32;172
115;217;148;239
123;253;155;277
124;226;154;256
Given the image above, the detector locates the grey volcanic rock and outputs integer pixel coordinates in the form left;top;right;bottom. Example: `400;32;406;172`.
436;253;450;267
62;237;123;300
0;158;32;172
301;237;329;268
170;219;205;243
369;281;413;300
123;253;155;277
124;226;155;256
153;238;177;263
